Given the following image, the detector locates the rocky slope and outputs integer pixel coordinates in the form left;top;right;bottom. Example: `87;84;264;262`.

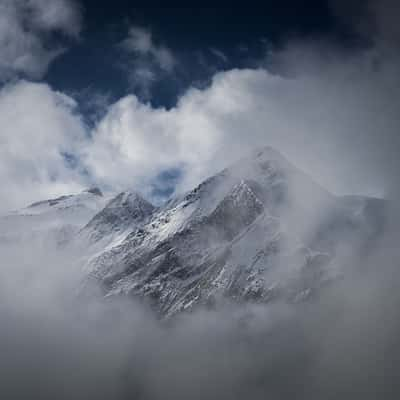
81;147;385;317
1;147;385;317
80;191;155;245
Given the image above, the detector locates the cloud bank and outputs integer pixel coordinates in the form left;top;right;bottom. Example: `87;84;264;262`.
0;219;400;400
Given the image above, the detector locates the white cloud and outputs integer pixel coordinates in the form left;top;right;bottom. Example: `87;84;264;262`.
0;0;82;81
121;26;152;53
26;0;82;37
121;26;176;72
86;46;400;200
2;35;400;211
85;68;298;197
0;81;88;212
119;25;176;98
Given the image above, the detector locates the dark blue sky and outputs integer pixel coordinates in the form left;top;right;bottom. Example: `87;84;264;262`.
45;1;363;110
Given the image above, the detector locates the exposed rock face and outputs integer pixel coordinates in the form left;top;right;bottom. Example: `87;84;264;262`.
81;192;155;244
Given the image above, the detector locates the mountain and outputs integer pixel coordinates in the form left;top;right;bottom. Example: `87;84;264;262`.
81;147;385;317
79;191;155;245
1;147;385;317
0;188;109;245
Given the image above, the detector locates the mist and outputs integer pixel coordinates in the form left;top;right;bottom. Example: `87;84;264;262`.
1;208;400;400
2;1;400;399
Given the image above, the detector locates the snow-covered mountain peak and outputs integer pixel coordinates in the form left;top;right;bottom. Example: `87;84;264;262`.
168;146;306;228
230;146;293;175
80;191;155;244
1;146;386;318
20;189;107;217
81;146;385;317
106;191;151;210
1;189;110;245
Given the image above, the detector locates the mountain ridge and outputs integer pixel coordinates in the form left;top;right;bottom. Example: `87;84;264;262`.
1;147;386;317
79;147;385;317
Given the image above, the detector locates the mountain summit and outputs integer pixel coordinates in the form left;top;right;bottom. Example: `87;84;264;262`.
81;191;155;244
0;188;109;245
1;147;385;317
79;147;385;317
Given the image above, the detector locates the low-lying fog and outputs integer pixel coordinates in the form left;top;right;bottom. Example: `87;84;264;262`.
0;197;399;400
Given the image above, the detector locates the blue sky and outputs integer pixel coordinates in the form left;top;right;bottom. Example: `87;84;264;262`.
45;1;357;109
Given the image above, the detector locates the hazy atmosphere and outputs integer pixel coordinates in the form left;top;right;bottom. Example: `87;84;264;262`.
1;1;400;399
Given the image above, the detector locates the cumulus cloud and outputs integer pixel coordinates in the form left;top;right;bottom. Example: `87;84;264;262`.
0;0;82;81
2;0;400;213
119;25;177;99
0;80;88;212
85;42;400;201
85;1;400;203
3;28;400;211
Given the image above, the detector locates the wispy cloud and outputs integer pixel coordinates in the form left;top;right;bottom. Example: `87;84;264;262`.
0;0;82;82
120;26;176;72
210;47;229;63
118;25;177;99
